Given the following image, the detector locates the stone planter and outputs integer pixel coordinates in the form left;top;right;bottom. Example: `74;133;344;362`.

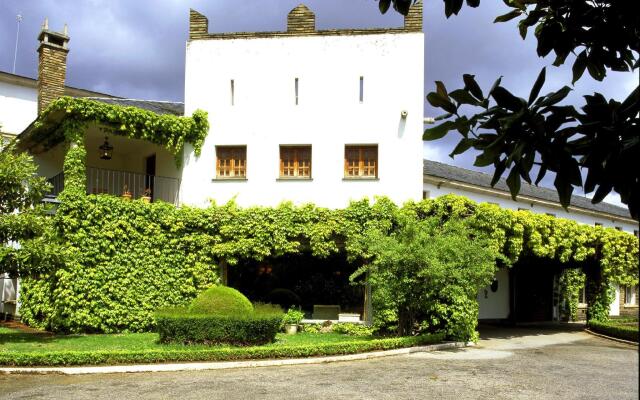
121;193;132;201
141;196;151;203
284;324;298;335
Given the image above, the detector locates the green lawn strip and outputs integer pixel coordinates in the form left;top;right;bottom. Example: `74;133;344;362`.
588;320;639;342
0;329;444;367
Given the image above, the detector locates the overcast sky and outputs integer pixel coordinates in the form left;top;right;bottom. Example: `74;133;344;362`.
1;0;637;206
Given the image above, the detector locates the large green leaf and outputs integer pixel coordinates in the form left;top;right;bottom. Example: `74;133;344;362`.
506;167;522;200
379;0;391;14
572;51;588;85
449;89;480;106
463;74;484;100
494;9;522;23
423;121;457;141
427;92;458;114
528;67;546;105
491;87;525;112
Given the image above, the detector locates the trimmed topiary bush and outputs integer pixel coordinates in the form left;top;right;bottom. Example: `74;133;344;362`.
156;305;283;345
189;286;254;316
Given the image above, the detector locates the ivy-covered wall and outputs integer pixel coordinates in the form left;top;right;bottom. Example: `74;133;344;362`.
27;97;209;165
19;192;638;332
17;100;639;333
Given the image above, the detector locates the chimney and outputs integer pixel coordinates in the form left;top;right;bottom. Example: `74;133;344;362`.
189;9;209;39
37;18;70;115
404;0;423;32
287;4;315;34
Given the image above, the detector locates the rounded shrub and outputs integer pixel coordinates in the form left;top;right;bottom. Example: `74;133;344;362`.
189;286;253;316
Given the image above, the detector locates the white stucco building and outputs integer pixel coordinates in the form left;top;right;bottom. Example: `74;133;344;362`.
1;2;636;323
0;71;111;142
180;5;424;209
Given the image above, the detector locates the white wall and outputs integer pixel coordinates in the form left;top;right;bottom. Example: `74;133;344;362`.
0;274;18;316
610;285;620;316
0;81;37;136
182;32;424;208
478;268;510;319
424;182;638;233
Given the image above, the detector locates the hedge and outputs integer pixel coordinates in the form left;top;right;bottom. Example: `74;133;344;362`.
0;333;444;367
19;194;639;333
189;286;254;316
156;307;283;345
588;320;639;342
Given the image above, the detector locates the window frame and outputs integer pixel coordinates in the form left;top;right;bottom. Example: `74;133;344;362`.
279;145;312;179
624;285;638;306
215;145;247;179
578;286;587;306
344;144;378;179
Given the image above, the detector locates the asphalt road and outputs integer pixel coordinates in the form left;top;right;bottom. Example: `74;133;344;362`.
0;327;637;400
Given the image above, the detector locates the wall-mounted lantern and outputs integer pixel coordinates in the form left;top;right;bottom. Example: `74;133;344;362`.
99;136;113;160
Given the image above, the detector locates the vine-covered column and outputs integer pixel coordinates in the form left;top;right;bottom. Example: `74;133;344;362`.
585;262;613;322
60;120;87;198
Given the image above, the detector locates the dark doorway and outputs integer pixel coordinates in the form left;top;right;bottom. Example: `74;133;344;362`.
145;154;156;200
512;258;555;322
228;253;365;318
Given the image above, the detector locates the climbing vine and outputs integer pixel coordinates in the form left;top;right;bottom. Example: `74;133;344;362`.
18;191;638;332
31;97;209;164
15;104;639;332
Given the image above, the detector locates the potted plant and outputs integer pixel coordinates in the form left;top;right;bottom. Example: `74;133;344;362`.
282;308;305;334
121;184;132;201
141;188;152;203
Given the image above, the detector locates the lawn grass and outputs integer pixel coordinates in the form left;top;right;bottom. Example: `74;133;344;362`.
0;327;444;367
0;327;373;353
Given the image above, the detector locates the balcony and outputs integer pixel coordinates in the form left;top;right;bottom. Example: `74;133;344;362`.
47;167;180;205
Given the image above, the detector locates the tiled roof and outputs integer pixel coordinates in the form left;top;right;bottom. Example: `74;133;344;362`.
423;159;634;220
85;98;185;116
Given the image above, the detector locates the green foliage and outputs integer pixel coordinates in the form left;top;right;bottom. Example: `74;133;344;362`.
354;217;497;341
418;0;639;217
0;141;62;277
189;286;254;316
19;191;638;334
0;331;444;367
155;306;283;345
282;308;305;326
33;97;209;165
588;320;639;342
300;323;323;333
0;142;50;214
332;323;375;336
19;196;221;333
558;269;586;321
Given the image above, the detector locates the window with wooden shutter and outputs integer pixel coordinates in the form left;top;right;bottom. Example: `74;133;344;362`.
344;145;378;178
216;146;246;178
280;146;311;178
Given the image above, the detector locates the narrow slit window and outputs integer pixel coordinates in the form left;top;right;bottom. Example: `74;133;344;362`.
359;76;364;103
231;79;235;106
295;78;299;105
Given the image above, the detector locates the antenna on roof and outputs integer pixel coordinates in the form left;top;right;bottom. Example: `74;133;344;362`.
13;13;23;74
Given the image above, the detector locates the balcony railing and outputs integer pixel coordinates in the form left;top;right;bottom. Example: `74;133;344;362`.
47;168;180;205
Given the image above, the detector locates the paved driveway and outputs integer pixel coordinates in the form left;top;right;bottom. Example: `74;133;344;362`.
0;327;637;400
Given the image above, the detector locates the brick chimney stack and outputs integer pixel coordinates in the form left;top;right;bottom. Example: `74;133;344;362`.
37;18;70;114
